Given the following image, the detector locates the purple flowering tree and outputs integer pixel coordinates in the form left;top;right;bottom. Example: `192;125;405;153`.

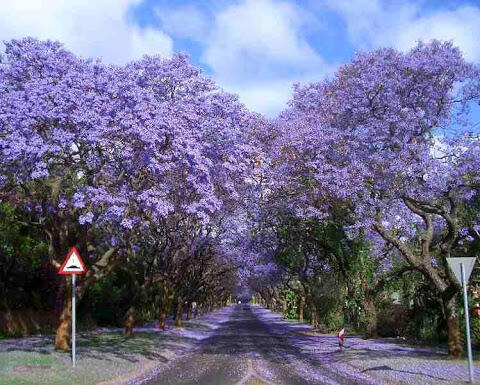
0;38;143;349
281;40;480;357
0;38;257;348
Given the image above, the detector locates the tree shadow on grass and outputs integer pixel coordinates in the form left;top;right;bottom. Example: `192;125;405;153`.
77;332;200;363
2;336;55;355
0;330;204;367
361;364;450;381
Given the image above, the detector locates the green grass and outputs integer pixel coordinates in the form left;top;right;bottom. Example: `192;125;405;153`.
81;332;155;351
0;332;160;385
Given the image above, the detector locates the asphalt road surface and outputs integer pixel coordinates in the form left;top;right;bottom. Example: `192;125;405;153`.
141;305;369;385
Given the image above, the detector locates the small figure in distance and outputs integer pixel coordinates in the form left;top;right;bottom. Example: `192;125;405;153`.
338;327;346;349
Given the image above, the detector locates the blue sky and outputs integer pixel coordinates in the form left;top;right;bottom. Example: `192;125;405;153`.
1;0;479;120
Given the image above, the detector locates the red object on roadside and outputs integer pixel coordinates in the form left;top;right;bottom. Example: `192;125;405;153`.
338;327;346;347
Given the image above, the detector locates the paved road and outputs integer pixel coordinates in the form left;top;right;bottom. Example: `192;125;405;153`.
141;305;369;385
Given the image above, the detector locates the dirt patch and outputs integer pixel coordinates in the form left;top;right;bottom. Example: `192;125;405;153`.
246;379;269;385
11;364;51;373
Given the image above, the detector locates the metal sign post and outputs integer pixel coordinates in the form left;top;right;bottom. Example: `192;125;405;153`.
447;257;477;383
461;263;474;383
72;274;76;368
58;247;87;368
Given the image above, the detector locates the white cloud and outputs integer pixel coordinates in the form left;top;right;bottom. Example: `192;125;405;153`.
392;7;480;63
225;72;330;117
326;0;480;63
0;0;173;64
202;0;324;80
197;0;333;115
227;81;295;117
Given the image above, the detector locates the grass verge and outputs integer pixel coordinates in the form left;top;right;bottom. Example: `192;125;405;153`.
0;329;200;385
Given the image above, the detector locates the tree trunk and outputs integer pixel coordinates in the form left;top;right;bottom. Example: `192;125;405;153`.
298;296;305;323
124;306;135;337
443;295;463;359
364;295;378;338
311;303;318;329
158;283;170;330
54;278;72;350
282;297;287;318
175;299;183;327
2;296;14;335
186;303;192;320
158;303;168;330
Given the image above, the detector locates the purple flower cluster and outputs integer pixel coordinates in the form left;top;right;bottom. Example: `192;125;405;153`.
0;37;257;238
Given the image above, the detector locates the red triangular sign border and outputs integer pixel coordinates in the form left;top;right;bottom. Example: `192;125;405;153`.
58;247;87;275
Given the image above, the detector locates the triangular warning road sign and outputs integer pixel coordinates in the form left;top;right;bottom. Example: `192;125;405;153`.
447;257;476;286
58;247;87;275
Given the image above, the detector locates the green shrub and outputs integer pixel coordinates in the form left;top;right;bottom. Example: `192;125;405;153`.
284;289;299;320
471;315;480;345
7;328;23;338
326;310;344;331
377;304;409;337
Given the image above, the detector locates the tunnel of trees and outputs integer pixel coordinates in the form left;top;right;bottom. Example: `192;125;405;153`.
0;37;479;359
